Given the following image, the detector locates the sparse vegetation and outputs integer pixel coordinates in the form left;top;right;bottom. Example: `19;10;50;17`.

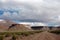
0;35;4;40
12;34;16;40
0;30;43;40
0;31;43;36
48;30;60;34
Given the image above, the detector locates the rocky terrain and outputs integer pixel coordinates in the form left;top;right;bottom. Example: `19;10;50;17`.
8;24;32;31
0;19;31;32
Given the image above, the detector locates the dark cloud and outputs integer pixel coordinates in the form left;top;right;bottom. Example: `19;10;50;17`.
0;0;60;26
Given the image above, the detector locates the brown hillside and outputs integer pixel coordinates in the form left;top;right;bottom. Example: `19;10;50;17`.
8;24;31;31
0;20;31;32
0;20;16;31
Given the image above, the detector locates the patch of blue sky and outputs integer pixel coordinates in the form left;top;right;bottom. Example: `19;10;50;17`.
0;10;4;15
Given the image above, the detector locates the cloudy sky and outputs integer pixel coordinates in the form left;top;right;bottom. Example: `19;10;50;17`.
0;0;60;26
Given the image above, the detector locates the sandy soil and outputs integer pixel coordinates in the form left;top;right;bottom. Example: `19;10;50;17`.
18;31;60;40
3;31;60;40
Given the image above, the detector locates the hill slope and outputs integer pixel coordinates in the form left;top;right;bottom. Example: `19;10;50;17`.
8;24;31;31
0;19;31;32
0;19;16;31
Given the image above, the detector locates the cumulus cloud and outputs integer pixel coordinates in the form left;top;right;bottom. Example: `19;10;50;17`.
0;0;60;26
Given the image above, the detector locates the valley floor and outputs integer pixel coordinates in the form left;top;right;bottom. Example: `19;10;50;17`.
18;31;60;40
3;31;60;40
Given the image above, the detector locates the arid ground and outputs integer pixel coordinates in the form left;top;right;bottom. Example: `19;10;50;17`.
0;20;60;40
2;31;60;40
18;31;60;40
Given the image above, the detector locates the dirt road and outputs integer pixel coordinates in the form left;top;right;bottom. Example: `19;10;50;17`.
19;31;60;40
